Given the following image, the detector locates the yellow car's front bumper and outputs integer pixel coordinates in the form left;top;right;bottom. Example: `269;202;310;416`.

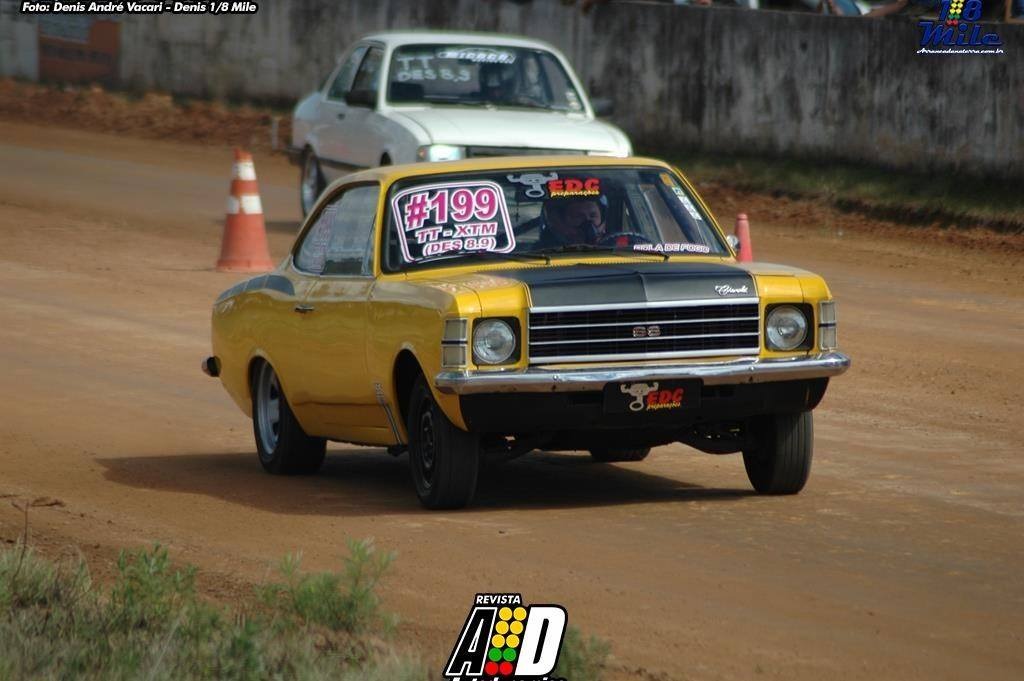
434;352;851;395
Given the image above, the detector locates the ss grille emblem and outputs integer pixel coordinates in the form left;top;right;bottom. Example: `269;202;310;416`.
632;325;661;338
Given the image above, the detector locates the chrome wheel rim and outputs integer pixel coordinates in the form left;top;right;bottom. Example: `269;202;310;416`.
256;364;282;456
301;155;318;214
417;410;437;488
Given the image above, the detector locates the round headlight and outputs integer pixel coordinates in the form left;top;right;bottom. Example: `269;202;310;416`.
766;306;808;351
473;319;516;365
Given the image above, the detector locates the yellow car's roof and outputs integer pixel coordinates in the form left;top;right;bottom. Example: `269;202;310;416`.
329;155;674;190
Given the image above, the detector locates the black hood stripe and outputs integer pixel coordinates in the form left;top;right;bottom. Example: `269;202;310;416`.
216;274;294;303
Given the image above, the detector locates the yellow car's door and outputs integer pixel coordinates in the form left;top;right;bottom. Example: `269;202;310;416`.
253;269;320;405
287;183;394;444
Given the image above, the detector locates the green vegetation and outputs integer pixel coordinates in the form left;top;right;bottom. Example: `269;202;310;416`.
670;151;1024;232
0;537;425;681
553;625;612;681
1;508;617;681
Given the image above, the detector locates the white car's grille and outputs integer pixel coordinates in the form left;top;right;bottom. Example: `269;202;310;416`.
466;146;585;158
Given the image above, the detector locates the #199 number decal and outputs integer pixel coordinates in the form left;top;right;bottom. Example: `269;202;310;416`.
391;181;516;262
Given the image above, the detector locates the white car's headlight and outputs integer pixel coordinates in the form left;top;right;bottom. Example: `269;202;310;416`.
766;305;809;351
417;144;466;162
472;319;517;365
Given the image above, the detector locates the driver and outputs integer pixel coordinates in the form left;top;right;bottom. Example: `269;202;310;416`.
534;196;608;250
479;62;518;104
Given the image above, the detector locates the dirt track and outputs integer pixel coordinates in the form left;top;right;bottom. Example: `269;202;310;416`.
0;120;1021;680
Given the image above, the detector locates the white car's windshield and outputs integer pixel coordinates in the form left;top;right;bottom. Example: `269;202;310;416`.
387;44;585;113
383;166;730;271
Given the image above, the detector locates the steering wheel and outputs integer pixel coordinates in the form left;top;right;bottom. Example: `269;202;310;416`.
514;215;545;236
597;232;653;248
513;94;548;108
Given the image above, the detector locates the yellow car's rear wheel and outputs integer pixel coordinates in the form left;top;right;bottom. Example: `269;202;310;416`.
252;361;325;475
407;376;479;509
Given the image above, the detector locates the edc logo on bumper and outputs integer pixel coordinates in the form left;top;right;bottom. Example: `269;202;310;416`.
444;594;567;680
620;382;685;412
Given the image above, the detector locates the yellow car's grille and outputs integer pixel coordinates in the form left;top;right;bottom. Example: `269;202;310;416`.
528;300;761;364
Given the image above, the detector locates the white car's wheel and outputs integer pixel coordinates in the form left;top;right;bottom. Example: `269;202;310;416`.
300;151;324;217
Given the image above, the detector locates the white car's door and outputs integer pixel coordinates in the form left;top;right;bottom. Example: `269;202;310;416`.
336;46;387;168
316;45;368;180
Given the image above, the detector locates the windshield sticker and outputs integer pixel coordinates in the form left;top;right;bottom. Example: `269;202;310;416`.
507;172;559;198
547;178;601;198
436;47;516;64
392;181;515;262
393;54;472;82
676;193;703;221
395;67;472;83
659;172;675;187
634;242;712;254
304;205;336;271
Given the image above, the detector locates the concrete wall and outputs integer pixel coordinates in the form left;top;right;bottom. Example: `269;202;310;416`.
0;2;39;81
4;0;1022;178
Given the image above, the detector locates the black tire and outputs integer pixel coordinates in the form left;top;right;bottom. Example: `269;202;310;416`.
299;149;325;217
406;376;479;509
742;412;813;494
252;361;326;475
589;447;651;463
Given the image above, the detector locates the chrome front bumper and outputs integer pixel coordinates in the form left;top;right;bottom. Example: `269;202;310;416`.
435;352;851;395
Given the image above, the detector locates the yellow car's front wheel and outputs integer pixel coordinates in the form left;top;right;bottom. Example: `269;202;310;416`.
742;411;813;494
407;376;479;509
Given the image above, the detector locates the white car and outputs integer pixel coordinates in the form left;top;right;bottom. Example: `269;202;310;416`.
289;31;633;215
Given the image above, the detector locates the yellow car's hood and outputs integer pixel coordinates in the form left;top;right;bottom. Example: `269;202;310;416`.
409;260;765;311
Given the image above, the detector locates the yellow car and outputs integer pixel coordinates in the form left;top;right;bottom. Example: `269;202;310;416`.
203;156;850;509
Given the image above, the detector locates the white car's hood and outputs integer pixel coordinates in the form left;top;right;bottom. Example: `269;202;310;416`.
389;107;628;154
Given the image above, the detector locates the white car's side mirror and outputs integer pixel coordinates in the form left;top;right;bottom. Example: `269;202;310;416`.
727;234;741;251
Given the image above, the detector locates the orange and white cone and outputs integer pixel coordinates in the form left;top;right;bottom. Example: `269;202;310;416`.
216;148;274;272
734;213;753;263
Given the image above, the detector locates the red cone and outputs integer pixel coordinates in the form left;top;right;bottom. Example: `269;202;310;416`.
734;213;753;263
216;148;274;272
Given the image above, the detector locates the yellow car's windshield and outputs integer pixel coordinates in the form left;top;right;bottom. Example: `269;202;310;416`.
383;166;729;272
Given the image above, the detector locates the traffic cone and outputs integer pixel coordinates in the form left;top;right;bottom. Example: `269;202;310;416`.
216;148;274;272
734;213;753;263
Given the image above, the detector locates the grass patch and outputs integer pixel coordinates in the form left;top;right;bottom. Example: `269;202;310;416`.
0;537;425;680
669;150;1024;231
553;625;612;681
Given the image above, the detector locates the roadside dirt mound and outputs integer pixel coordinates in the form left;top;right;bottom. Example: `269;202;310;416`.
1;78;1020;255
0;79;290;153
697;180;1024;254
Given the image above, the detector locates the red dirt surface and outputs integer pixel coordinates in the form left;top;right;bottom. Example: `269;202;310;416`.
0;118;1022;680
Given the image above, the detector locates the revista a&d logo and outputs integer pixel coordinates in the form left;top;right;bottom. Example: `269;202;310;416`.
444;593;568;680
918;0;1005;54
